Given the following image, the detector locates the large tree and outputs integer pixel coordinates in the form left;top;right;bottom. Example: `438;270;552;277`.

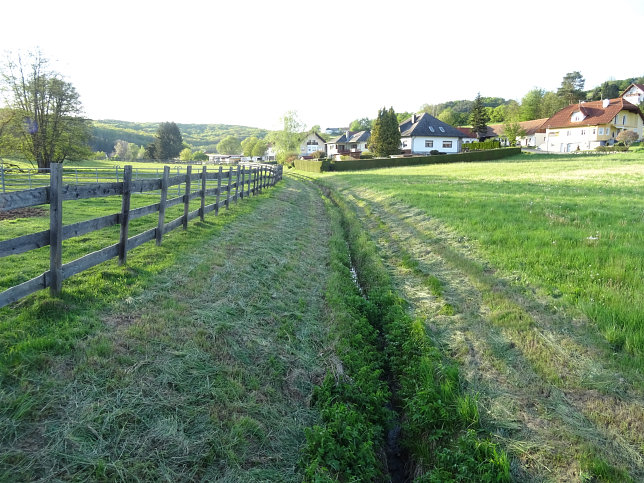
241;136;259;157
470;93;490;140
557;71;585;105
217;135;241;155
369;107;400;157
349;117;371;132
1;50;91;169
270;110;304;163
152;121;183;160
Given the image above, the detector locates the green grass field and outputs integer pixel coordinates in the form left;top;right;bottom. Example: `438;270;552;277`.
1;151;643;481
312;150;644;480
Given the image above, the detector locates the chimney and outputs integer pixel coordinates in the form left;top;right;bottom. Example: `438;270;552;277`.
411;113;417;123
345;130;351;140
602;99;610;108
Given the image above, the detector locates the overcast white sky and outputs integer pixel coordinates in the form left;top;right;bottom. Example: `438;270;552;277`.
2;0;643;131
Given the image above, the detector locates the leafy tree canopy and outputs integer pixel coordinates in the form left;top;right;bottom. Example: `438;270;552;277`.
349;117;371;131
152;122;183;160
1;50;91;168
217;135;241;155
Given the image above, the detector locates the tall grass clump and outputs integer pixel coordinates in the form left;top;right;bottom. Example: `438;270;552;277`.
323;181;510;481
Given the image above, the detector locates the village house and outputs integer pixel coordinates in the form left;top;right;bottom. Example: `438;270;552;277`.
399;113;465;154
537;97;643;152
326;130;370;159
621;83;644;106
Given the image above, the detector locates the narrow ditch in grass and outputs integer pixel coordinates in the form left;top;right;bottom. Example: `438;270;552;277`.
333;190;410;481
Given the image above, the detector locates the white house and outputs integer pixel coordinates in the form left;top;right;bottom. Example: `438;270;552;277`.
621;83;644;106
399;113;465;154
299;132;327;157
537;97;644;152
326;130;370;159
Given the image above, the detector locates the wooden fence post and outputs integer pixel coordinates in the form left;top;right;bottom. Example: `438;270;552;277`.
234;165;241;203
215;166;222;215
240;166;245;200
49;163;63;296
200;166;206;222
247;167;252;197
156;166;170;245
118;165;133;265
183;165;192;230
225;166;232;209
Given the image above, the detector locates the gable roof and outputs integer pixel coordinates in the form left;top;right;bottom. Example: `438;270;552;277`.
302;131;327;144
540;98;644;130
621;83;644;97
399;112;465;138
329;130;370;144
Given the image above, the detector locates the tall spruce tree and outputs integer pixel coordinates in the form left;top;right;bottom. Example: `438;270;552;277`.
470;93;490;140
369;107;400;156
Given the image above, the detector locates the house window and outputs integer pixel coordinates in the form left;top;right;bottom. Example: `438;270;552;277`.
429;126;435;132
307;140;318;145
425;140;433;148
581;129;586;135
442;141;452;148
592;128;596;135
439;126;445;132
598;127;604;135
567;130;571;136
351;144;357;149
622;115;626;124
402;141;408;148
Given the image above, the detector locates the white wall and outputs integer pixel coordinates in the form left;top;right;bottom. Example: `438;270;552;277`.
410;136;460;154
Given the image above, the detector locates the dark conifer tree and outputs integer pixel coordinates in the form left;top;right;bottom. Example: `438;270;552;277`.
470;93;490;140
369;107;400;156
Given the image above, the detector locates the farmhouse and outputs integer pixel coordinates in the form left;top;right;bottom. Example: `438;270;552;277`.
399;113;465;154
538;98;644;152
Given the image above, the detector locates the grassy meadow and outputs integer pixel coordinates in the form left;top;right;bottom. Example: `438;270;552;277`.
323;151;644;369
311;149;644;480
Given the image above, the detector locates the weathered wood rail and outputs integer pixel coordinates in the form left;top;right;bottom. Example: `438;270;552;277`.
0;163;282;308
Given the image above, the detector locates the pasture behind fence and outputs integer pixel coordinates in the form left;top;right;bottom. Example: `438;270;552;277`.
0;162;282;308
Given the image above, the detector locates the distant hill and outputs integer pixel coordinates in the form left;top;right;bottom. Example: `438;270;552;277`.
91;120;270;154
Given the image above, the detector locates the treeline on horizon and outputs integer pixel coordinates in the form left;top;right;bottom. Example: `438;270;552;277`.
91;74;644;155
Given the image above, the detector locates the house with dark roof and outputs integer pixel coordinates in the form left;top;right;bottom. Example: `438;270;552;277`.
538;98;643;152
327;130;370;159
399;113;465;154
621;83;644;106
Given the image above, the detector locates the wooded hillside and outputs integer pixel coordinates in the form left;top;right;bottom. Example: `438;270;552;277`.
91;120;269;153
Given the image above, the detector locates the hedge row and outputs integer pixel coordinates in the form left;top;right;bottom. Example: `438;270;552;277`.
462;140;502;151
294;148;521;173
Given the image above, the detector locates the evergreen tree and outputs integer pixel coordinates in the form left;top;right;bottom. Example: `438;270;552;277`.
557;71;585;105
470;93;490;140
369;107;400;157
153;122;183;160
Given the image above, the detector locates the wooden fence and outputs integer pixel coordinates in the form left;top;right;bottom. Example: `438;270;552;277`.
0;163;282;308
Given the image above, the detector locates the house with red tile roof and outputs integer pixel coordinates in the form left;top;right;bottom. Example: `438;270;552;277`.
537;98;643;152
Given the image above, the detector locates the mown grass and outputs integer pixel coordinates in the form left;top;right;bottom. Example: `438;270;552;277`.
318;152;644;372
1;177;336;480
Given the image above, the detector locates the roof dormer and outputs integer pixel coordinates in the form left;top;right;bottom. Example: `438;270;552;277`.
571;110;586;122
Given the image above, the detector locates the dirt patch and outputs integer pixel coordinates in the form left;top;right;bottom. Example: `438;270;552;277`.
0;207;48;220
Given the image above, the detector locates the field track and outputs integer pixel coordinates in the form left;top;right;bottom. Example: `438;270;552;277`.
1;177;333;480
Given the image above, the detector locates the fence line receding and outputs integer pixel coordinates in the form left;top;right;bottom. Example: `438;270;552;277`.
0;163;283;308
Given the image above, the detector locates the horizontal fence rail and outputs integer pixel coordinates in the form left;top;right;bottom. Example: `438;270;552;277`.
0;163;282;308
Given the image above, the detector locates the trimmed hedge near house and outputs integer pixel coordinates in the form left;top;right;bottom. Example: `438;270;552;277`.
294;159;330;173
294;148;521;173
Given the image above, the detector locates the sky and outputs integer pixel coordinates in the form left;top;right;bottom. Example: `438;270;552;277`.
1;0;643;131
